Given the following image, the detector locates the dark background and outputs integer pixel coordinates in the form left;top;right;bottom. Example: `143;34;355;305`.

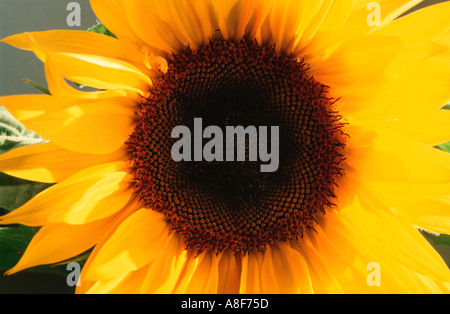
0;0;448;294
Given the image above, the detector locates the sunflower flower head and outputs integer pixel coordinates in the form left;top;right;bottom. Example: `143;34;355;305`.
0;0;449;294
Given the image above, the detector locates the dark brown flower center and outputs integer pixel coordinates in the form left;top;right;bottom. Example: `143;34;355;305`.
127;39;347;254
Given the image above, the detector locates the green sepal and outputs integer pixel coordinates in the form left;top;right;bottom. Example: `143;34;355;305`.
19;79;50;95
437;142;450;153
421;230;450;247
88;23;116;38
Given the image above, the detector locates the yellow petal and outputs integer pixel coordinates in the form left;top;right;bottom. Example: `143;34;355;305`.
340;3;450;119
260;245;297;293
309;0;423;57
84;273;130;294
140;232;188;293
346;52;450;120
274;242;314;294
350;110;450;146
217;250;241;294
290;237;345;294
0;142;127;183
22;99;135;155
89;0;146;50
401;195;450;235
106;266;150;294
297;205;449;293
0;162;133;226
184;251;220;294
158;0;215;50
45;52;151;93
171;249;199;294
1;30;145;72
123;0;185;54
337;196;450;293
346;126;450;184
239;250;263;294
296;0;357;60
5;216;115;275
369;1;450;42
266;0;326;55
83;208;170;282
44;54;130;102
311;35;402;109
260;242;321;293
214;0;271;42
342;147;450;236
0;94;63;121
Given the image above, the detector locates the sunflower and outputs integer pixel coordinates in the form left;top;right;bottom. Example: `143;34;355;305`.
0;0;449;294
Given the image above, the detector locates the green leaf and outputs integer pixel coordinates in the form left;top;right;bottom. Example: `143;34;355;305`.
0;106;45;155
19;79;50;95
88;23;116;38
442;104;450;110
0;173;53;212
0;225;37;272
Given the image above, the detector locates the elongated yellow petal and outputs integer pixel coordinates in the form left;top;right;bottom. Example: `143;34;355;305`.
76;199;142;294
0;162;133;226
295;0;356;60
0;142;127;183
311;35;402;109
5;216;115;275
290;237;345;294
295;204;450;293
184;251;220;294
346;0;424;33
0;95;61;121
159;0;215;50
346;52;450;119
351;110;450;146
307;0;423;57
217;250;241;294
340;3;450;119
171;250;199;294
89;0;147;50
22;99;135;155
261;245;299;293
140;232;188;294
337;197;450;293
265;0;326;55
214;0;271;42
123;0;185;54
44;54;130;102
122;0;216;54
405;195;450;235
84;273;130;294
272;243;314;294
344;138;450;235
106;266;150;294
239;250;264;294
1;30;145;71
45;52;151;93
346;126;450;184
82;209;170;282
369;1;450;41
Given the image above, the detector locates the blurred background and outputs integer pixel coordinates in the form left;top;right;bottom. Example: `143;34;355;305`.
0;0;449;294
